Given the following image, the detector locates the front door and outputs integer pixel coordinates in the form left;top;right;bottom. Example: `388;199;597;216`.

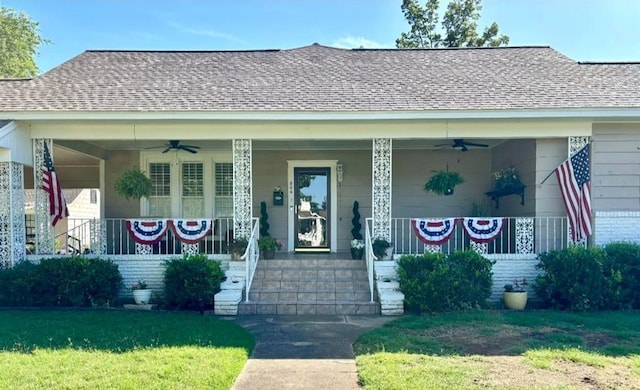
294;167;330;252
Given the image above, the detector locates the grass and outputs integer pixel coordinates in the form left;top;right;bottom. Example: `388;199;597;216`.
0;309;254;389
355;310;640;389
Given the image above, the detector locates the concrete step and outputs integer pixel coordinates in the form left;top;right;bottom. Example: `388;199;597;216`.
242;258;379;315
238;301;380;315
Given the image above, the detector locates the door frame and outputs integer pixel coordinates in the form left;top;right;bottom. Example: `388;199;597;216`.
287;160;338;253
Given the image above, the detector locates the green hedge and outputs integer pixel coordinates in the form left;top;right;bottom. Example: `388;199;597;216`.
534;242;640;311
163;254;225;310
0;257;122;307
397;250;494;313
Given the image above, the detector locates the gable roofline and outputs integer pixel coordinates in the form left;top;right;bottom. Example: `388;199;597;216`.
578;61;640;65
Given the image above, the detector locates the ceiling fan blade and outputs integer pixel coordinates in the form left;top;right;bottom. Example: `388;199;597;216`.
180;144;200;150
464;141;489;148
162;146;172;153
181;146;198;154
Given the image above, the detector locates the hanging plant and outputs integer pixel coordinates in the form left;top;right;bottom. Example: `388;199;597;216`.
424;169;464;196
114;166;153;200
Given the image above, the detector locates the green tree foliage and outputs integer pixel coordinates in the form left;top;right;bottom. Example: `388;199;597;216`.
0;6;49;78
396;0;509;48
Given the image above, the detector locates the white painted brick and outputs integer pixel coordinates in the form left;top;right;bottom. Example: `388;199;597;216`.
594;211;640;246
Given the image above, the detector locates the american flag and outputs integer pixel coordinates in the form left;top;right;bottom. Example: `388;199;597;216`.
555;144;592;242
42;142;69;226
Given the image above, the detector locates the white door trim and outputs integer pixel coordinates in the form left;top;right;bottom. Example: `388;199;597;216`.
287;160;338;253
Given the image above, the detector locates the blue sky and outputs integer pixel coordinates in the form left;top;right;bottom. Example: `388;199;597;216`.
3;0;640;74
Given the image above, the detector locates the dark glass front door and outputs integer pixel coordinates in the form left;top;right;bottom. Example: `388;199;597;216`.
294;167;330;252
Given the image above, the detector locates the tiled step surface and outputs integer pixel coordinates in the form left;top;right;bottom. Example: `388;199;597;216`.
238;258;380;315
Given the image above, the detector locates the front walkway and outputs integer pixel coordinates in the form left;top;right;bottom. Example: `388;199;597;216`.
231;315;395;389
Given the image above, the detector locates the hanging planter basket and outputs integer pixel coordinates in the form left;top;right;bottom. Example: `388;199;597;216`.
424;169;464;196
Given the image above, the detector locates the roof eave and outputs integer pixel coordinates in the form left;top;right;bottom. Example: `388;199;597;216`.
2;107;640;121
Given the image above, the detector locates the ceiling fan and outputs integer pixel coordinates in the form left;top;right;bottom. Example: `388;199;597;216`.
146;140;200;154
434;138;489;152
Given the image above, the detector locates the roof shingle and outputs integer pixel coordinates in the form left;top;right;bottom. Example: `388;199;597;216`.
0;44;638;113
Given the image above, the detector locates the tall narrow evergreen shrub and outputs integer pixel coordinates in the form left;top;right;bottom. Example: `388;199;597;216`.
260;201;270;237
351;201;362;240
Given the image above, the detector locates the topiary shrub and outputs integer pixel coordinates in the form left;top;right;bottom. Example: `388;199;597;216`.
259;201;270;237
397;250;494;313
163;254;225;311
534;246;615;311
351;201;362;240
0;257;122;307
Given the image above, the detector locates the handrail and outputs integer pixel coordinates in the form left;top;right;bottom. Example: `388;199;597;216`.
365;218;374;302
244;217;260;302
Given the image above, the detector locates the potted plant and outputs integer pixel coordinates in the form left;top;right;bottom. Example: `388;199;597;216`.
114;166;153;200
351;201;364;259
503;278;528;310
492;166;523;190
351;239;365;260
258;236;283;259
228;237;249;260
424;169;464;196
372;238;393;260
131;279;152;305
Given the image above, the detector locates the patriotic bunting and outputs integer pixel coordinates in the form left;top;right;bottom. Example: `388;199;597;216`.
411;218;457;245
461;217;504;244
125;219;169;245
170;219;213;244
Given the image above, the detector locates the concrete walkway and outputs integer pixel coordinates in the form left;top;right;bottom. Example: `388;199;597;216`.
231;315;395;390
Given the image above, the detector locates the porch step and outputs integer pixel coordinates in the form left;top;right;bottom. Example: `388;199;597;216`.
238;258;380;315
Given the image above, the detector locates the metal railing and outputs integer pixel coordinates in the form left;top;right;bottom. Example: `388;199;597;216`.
368;216;570;257
243;217;260;302
364;219;375;302
35;217;235;256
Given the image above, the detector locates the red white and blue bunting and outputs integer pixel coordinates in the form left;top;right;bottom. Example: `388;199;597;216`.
125;219;169;245
170;219;213;244
411;218;457;245
461;217;505;244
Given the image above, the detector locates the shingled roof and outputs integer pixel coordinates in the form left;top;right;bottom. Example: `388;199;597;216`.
0;44;638;113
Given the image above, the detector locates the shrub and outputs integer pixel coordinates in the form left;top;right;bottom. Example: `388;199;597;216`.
534;246;615;311
163;254;225;310
602;242;640;309
0;257;122;307
397;250;494;313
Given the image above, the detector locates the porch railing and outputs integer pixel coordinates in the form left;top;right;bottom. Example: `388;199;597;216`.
34;217;235;256
364;219;375;302
243;217;260;302
367;216;569;257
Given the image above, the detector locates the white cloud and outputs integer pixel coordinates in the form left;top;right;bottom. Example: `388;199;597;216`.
332;36;387;49
167;22;246;44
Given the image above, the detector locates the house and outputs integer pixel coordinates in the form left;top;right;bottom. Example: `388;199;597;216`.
0;44;639;314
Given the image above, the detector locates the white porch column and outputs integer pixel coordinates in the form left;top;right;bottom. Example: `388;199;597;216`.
568;136;590;247
372;138;392;241
233;139;252;239
0;162;25;267
33;139;55;254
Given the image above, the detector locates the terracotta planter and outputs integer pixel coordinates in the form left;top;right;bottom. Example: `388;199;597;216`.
262;249;275;259
503;291;527;310
132;289;152;305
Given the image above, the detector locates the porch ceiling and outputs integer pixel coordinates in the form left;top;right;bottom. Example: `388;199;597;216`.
78;138;505;151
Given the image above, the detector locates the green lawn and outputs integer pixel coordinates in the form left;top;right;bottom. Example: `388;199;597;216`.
355;310;640;389
0;309;254;389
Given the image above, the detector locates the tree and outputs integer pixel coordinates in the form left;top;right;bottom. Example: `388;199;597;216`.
0;7;50;78
396;0;509;49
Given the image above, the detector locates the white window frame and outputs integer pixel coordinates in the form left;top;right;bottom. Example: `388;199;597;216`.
141;151;231;218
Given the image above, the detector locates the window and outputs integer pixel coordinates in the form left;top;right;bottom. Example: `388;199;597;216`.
148;162;171;217
90;189;98;204
215;162;233;217
182;162;204;217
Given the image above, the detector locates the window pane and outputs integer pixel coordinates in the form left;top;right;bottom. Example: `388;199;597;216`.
149;197;171;217
215;163;233;196
150;163;171;197
182;163;203;197
215;197;233;218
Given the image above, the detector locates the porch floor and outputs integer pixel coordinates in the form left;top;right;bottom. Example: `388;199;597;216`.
237;253;379;315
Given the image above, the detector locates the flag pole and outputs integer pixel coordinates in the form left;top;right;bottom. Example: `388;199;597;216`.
539;169;556;186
